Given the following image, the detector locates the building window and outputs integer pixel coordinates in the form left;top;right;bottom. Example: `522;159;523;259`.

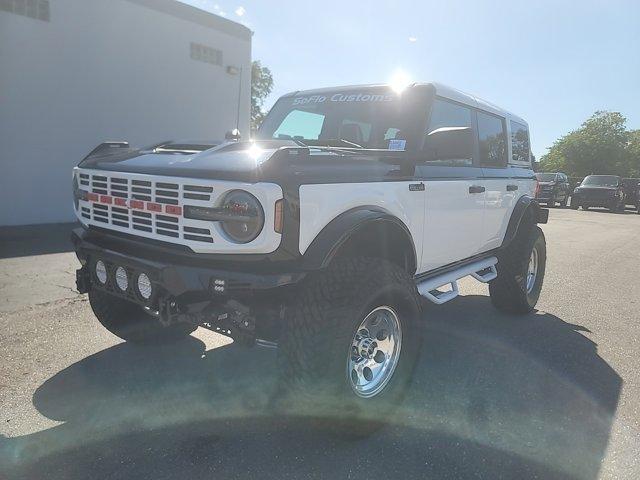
510;120;530;164
477;111;507;167
0;0;50;22
190;42;223;66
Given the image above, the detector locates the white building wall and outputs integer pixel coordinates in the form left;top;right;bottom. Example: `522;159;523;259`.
0;0;252;225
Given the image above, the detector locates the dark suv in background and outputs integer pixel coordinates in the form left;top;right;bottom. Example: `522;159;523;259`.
571;175;626;212
622;178;640;213
535;172;571;207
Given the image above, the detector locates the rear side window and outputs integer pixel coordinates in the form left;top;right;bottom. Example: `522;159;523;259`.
478;112;507;167
510;120;530;164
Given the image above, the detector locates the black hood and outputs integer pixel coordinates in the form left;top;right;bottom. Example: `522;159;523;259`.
79;140;302;182
78;139;419;187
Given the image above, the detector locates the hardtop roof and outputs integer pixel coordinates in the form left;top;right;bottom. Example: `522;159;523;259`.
281;82;527;126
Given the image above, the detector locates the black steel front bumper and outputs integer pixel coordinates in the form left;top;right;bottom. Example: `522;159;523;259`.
71;228;305;331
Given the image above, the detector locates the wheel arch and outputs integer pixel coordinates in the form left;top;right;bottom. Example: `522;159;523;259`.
502;195;548;248
301;206;417;274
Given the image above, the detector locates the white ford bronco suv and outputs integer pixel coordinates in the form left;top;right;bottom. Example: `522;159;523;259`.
72;82;548;429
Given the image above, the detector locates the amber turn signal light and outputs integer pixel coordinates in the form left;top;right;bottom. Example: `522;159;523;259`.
274;199;284;233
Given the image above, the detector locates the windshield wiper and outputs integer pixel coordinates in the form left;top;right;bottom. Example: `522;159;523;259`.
280;138;364;155
335;138;364;148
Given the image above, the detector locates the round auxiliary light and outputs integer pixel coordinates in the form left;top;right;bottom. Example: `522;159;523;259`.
95;260;108;285
115;266;129;291
137;273;152;300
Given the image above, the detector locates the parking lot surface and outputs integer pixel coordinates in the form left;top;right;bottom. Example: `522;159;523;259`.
1;208;639;480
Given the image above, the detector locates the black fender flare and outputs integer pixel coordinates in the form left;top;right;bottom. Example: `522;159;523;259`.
302;206;417;273
502;195;549;248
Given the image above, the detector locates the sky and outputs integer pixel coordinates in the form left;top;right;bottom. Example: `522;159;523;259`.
182;0;640;159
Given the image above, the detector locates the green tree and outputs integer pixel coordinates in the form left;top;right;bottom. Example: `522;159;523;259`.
539;111;630;177
251;60;274;134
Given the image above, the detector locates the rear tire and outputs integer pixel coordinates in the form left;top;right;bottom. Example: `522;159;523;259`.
89;289;196;344
489;225;546;314
609;201;623;213
276;258;423;436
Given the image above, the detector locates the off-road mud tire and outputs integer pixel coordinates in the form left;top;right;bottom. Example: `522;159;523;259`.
276;258;423;436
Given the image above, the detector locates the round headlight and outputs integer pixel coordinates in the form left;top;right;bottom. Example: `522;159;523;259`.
95;260;108;285
137;273;152;300
220;190;264;243
115;266;129;291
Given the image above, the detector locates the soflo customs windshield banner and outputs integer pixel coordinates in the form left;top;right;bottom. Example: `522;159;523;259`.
292;92;395;106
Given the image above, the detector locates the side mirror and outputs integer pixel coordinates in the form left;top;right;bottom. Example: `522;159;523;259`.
225;129;241;141
423;126;474;163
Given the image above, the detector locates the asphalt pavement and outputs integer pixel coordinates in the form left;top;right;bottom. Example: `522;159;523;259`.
1;208;639;480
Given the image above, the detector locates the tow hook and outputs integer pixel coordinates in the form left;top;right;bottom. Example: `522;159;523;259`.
227;300;255;333
158;297;195;327
200;299;256;346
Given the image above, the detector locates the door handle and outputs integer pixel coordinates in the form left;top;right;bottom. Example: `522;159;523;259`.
469;185;485;194
506;184;518;191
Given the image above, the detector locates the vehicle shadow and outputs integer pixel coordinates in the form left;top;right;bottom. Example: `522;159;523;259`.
0;223;78;259
1;295;621;480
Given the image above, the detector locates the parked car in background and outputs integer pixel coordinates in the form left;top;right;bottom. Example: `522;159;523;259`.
622;178;640;211
568;177;585;191
632;181;640;214
571;175;626;212
535;172;571;207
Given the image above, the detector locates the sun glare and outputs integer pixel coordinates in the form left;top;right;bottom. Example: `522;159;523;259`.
389;70;413;94
247;144;263;160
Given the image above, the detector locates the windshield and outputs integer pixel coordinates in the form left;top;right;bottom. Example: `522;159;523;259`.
536;173;557;182
257;88;414;149
581;175;619;187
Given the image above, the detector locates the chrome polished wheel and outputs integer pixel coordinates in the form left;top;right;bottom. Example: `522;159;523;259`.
526;247;539;294
347;306;402;399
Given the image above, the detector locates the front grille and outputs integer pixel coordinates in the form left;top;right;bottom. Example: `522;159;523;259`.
74;167;283;255
580;188;613;200
76;169;221;246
